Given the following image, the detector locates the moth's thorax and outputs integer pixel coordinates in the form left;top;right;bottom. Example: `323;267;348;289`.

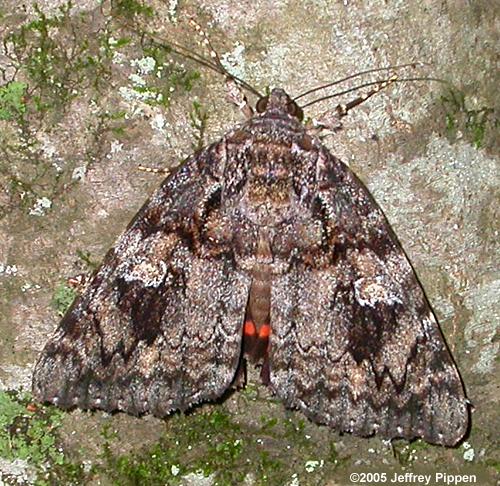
239;141;297;227
223;114;323;279
229;104;311;229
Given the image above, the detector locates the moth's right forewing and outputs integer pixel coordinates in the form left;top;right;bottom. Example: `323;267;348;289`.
268;148;469;446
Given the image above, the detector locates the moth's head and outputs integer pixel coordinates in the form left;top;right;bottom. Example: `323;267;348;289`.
255;88;304;121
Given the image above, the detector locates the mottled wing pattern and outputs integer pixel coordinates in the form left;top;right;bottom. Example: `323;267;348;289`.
269;147;468;446
32;145;250;416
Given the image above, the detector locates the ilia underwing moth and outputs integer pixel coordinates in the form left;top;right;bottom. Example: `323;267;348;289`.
32;35;469;446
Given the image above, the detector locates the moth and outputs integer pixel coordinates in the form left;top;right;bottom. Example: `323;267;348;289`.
32;27;469;447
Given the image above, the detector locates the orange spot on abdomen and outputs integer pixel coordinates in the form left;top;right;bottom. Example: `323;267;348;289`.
244;319;257;337
258;323;271;339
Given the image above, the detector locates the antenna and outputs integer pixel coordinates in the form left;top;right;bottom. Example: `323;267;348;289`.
119;18;262;98
293;63;426;101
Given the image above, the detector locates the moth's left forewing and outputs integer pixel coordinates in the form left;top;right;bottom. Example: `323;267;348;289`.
32;145;251;416
269;145;469;446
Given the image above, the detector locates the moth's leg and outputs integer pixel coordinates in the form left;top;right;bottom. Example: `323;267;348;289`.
226;78;254;119
231;358;247;390
305;110;344;136
137;165;170;175
307;74;398;136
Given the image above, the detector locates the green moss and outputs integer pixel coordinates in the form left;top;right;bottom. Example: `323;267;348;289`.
485;459;500;473
97;407;339;485
392;439;431;466
0;82;27;121
0;2;114;217
111;0;154;18
2;0;199;123
75;249;99;270
0;392;93;484
0;390;85;484
5;2;115;117
0;0;203;219
189;100;208;150
50;248;99;316
122;42;201;110
51;282;77;316
440;88;496;149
